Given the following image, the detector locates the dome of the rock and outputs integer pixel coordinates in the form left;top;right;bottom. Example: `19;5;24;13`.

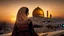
33;7;44;17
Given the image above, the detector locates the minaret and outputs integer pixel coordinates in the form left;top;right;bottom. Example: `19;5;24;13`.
50;14;52;18
43;11;44;17
50;14;52;22
47;10;48;18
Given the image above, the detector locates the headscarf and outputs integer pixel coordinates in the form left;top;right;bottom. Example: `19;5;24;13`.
15;7;29;26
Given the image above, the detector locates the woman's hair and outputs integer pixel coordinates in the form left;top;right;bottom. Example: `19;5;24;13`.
16;7;29;23
18;7;29;15
25;8;29;15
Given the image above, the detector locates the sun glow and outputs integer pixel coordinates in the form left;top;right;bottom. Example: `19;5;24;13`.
11;17;16;22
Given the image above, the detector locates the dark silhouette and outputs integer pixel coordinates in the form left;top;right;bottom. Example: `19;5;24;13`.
46;25;53;29
59;34;64;36
12;7;38;36
46;24;59;31
34;25;42;28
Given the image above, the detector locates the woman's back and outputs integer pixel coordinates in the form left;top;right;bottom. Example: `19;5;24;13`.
12;19;38;36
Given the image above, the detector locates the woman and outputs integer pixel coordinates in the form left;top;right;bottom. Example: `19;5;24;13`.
12;7;38;36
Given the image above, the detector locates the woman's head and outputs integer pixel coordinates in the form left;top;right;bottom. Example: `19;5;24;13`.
18;7;29;16
16;7;29;22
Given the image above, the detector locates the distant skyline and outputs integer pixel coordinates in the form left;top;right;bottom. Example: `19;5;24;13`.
0;0;64;21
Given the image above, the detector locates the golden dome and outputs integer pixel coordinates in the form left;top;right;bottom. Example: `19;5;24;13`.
32;7;44;17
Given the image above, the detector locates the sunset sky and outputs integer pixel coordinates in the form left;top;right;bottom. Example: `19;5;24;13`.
0;0;64;22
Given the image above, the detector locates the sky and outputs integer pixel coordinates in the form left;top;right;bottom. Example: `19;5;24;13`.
0;0;64;22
